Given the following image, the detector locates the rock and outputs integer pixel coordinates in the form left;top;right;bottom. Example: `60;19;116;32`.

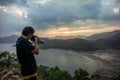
0;69;22;80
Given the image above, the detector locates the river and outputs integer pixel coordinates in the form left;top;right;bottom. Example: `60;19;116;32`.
0;43;103;74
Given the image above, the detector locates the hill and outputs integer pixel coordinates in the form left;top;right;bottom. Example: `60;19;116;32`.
0;35;18;43
40;38;96;51
0;30;120;51
41;30;120;51
94;32;120;50
51;35;86;40
86;30;120;41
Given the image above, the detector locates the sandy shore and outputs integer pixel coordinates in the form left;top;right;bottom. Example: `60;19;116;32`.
81;50;120;80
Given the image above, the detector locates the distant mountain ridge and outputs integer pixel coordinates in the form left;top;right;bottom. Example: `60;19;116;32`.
1;30;120;43
86;30;120;40
0;35;18;43
41;38;96;51
94;31;120;50
50;35;86;40
0;30;120;51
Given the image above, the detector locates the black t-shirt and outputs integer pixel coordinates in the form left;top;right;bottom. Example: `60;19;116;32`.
16;36;37;76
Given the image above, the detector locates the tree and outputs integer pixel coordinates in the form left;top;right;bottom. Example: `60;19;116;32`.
37;65;72;80
91;73;101;80
0;51;17;68
73;68;90;80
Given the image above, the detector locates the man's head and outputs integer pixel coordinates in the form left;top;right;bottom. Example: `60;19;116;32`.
22;26;35;39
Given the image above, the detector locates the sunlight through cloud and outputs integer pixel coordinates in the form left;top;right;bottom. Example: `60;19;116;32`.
113;8;120;14
10;6;28;18
27;0;51;5
33;26;120;38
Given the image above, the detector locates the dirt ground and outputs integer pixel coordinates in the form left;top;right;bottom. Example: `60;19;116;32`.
93;50;120;80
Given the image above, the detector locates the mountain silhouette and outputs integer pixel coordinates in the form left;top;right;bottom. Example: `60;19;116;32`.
0;30;120;51
86;30;120;41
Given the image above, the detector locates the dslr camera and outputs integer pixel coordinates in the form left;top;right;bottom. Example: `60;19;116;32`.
31;35;44;44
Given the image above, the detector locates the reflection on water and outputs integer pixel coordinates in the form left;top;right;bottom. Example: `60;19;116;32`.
36;49;103;74
0;43;103;74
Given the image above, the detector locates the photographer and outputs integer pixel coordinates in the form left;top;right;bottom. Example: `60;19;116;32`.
16;26;40;80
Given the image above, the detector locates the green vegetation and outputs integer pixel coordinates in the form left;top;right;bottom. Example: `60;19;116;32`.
37;65;103;80
37;65;72;80
0;51;18;68
0;51;119;80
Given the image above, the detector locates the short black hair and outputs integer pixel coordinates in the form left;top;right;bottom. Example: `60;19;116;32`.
22;26;35;36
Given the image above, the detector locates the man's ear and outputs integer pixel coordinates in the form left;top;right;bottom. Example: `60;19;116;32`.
28;33;33;37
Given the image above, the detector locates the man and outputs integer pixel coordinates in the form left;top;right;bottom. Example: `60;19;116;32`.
16;26;39;80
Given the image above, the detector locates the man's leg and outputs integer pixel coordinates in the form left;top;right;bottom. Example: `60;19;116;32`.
29;76;37;80
22;73;38;80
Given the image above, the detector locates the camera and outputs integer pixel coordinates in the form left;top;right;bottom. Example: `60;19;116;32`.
31;35;44;44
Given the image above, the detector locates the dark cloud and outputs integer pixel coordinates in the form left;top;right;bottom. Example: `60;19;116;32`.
99;0;120;20
0;0;120;37
26;0;119;29
0;0;27;6
0;10;31;37
79;0;101;19
26;0;102;29
115;0;120;5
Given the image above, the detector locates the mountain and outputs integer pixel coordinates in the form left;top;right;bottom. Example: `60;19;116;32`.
102;32;120;49
0;35;96;51
40;31;120;50
94;31;120;50
86;30;120;41
0;30;120;51
41;38;96;51
51;35;86;40
0;35;18;43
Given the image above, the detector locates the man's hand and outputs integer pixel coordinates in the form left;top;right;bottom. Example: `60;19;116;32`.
32;37;40;55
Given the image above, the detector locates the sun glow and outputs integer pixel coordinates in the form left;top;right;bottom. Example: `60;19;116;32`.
113;8;119;14
11;6;28;18
28;0;51;5
0;5;28;18
0;6;8;12
37;0;50;4
33;26;120;38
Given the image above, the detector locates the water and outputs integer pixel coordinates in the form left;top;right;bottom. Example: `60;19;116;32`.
0;43;16;53
0;43;103;74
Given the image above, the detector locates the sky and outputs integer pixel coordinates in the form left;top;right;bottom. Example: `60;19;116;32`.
0;0;120;37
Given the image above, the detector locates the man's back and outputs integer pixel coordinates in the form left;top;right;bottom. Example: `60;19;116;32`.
16;36;37;76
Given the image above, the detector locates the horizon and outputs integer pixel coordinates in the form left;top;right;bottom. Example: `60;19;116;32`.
0;0;120;37
0;29;120;38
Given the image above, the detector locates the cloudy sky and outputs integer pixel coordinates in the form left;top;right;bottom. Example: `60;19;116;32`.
0;0;120;37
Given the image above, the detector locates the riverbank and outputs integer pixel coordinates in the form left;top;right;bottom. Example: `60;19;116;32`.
79;50;120;80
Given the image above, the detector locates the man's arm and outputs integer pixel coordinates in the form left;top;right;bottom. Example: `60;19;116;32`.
31;37;40;55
